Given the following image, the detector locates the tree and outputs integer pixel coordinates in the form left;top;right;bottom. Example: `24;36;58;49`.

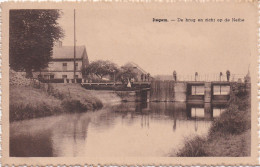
10;10;64;78
116;66;138;84
85;60;118;80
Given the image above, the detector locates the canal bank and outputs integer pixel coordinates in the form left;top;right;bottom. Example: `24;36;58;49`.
176;83;251;157
10;70;121;121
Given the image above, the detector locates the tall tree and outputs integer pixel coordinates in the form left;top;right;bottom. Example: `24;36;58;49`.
10;10;64;78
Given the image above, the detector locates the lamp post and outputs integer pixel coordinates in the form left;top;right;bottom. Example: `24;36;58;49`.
73;9;76;82
113;70;116;85
220;72;223;95
195;72;198;95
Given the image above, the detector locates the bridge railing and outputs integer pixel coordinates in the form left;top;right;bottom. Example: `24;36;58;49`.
175;74;246;82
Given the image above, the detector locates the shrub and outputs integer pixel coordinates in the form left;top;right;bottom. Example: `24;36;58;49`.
210;105;250;135
49;84;103;110
177;136;208;157
61;99;88;112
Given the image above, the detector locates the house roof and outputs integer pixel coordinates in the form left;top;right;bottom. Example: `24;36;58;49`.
52;46;86;59
124;62;148;74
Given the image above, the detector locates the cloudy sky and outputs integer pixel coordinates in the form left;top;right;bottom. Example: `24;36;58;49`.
58;2;256;76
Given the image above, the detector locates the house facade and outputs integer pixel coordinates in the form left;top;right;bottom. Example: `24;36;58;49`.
34;43;89;79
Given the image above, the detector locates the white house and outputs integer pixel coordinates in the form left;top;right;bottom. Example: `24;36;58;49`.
34;42;89;79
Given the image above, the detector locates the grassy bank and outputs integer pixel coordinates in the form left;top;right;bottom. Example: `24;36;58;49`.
47;84;103;111
10;84;103;122
10;79;103;122
177;83;251;157
10;85;63;121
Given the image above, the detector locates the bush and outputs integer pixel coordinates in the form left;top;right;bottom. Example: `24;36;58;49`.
177;136;208;157
61;99;89;112
210;105;250;135
49;84;103;111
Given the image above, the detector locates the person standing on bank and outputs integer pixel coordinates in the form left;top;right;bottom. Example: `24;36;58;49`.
220;72;223;81
147;73;150;81
173;70;177;81
141;74;144;82
195;72;198;81
226;70;230;82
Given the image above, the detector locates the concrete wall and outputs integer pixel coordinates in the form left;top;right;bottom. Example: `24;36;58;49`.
150;81;187;102
174;82;187;102
115;91;137;102
204;82;212;103
150;81;174;102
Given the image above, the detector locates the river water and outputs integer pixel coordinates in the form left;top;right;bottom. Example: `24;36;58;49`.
10;101;225;157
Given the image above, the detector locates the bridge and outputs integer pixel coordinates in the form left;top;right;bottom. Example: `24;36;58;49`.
81;80;236;103
150;81;232;104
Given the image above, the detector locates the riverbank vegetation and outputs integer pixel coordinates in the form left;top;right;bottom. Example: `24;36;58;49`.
177;83;251;157
10;71;103;122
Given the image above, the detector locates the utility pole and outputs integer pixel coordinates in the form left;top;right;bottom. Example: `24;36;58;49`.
74;9;76;80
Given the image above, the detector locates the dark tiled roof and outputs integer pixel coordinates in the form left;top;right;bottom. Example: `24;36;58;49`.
52;46;86;59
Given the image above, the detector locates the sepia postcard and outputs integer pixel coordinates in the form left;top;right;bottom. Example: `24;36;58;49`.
1;1;259;166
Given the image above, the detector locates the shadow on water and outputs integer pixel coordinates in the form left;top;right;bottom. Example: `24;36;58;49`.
10;101;226;157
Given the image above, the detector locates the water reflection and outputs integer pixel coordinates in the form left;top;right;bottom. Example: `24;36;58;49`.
10;102;226;157
187;103;227;120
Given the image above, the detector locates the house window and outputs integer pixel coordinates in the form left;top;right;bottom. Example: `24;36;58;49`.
44;75;49;79
75;63;78;70
62;63;67;71
191;86;204;95
213;85;230;95
75;75;78;78
50;75;54;79
62;75;67;79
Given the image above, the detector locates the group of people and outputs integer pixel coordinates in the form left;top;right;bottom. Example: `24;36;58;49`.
140;73;150;82
172;70;231;81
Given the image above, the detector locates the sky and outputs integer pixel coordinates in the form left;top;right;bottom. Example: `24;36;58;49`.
57;2;256;76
